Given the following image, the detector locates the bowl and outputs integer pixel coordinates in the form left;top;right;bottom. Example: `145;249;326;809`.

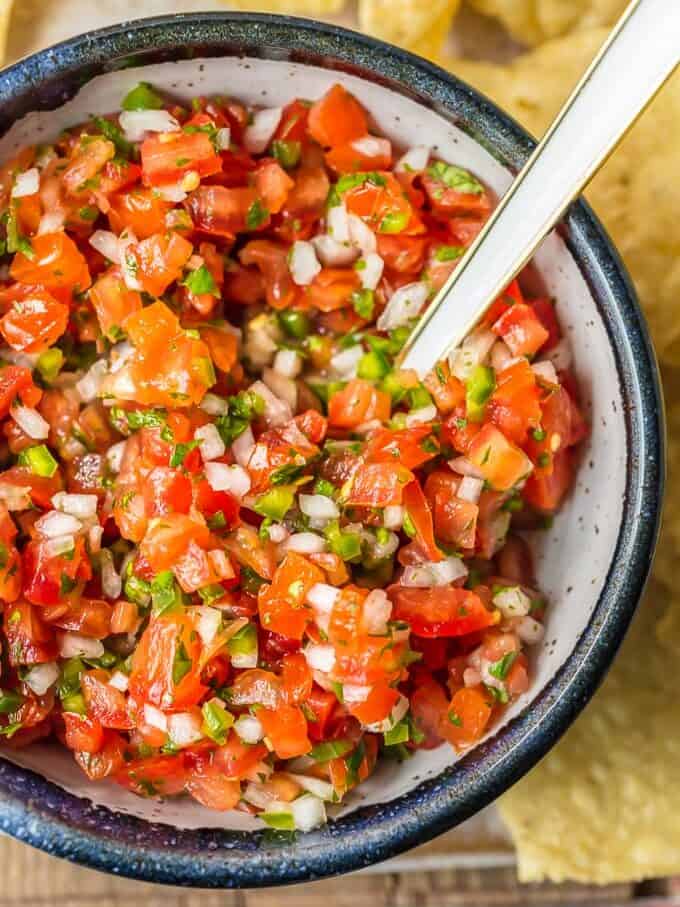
0;12;663;887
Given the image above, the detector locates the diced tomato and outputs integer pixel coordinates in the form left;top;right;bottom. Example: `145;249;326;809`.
44;598;112;638
328;379;391;428
76;731;126;781
186;767;241;811
523;449;574;512
224;524;276;581
468;424;533;492
11;232;91;292
0;365;40;417
332;635;407;686
530;297;561;349
402;480;442;561
82;670;132;730
117;753;189;797
422;167;492;219
129;612;206;710
258;552;324;639
254;160;295;214
425;470;478;550
305;687;337;742
377;235;428;275
343;172;423;235
423;361;466;415
345;461;414;507
195;480;240;529
409;673;450;749
142;467;193;517
366;425;437;470
308;84;368;148
22;536;89;606
239;240;297;309
63;712;105;755
200;325;238;373
141;131;222;185
325;136;391;173
258;704;311;759
89;267;142;340
62;136;116;196
129;231;193;296
487;359;541;445
0;466;62;510
347;684;400;726
444;686;494;748
214;730;268;779
328;585;367;648
139;513;210;574
492;302;550;358
294;409;328;444
389;586;499;638
304;267;361;312
186;185;258;238
0;288;68;353
280;652;313;705
108;189;170;239
3;600;57;665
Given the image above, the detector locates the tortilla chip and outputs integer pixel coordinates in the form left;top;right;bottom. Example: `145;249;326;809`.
447;32;680;366
358;0;461;57
0;0;13;64
467;0;628;46
230;0;346;12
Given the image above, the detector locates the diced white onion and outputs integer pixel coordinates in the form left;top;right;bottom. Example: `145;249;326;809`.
234;714;264;744
457;476;483;503
450;328;496;381
109;671;129;692
143;703;168;732
155;181;187;203
24;661;59;696
231;650;259;669
290;793;327;832
76;359;108;402
326;204;350;243
347;213;377;254
273;348;302;379
232;425;255;466
196;606;222;645
395;145;430;173
100;548;122;599
311;234;358;267
383;505;404;531
88;524;103;553
299;494;339;521
448;456;484;478
284;532;327;555
35;510;82;539
364;693;409;733
195;423;226;462
43;534;76;559
546;337;572;371
10;404;49;440
168;712;204;748
267;523;289;544
215;126;231;150
517;615;545;645
401;555;468;587
59;633;104;659
405;404;437;427
330;343;363;379
106;441;126;473
109;340;134;373
249;380;292;428
244;784;284;811
358;252;384;290
532;360;559;384
289;240;321;286
377;281;429;331
362;589;392;635
303;643;336;673
306;582;339;613
12;168;39;198
200;393;229;416
351;135;391;159
490;340;513;372
89;230;121;264
286;774;335;802
119;229;142;291
38;211;66;235
262;367;297;412
208;549;234;581
119;109;179;142
205;462;251;499
493;586;532;618
243;107;283;153
464;667;482;688
52;492;98;519
342;683;371;703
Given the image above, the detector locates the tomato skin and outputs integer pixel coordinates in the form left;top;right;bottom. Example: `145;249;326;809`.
425;470;478;550
109;189;170;239
11;232;91;292
117;753;189;797
141;131;223;186
305;687;337;742
0;289;69;353
468;424;534;492
258;704;311;760
3;600;57;666
186;768;241;811
445;686;494;749
345;462;414;508
139;513;210;574
0;365;40;417
308;84;368;148
187;185;258;238
129;613;206;710
402;480;442;562
524;449;574;512
377;235;427;275
409;674;450;749
389;586;499;638
325;138;391;173
76;731;127;781
195;480;240;529
366;425;438;470
487;359;541;446
44;598;112;638
89;268;142;340
63;712;105;755
214;730;268;779
258;552;324;640
328;379;391;429
130;231;193;297
491;303;550;358
347;684;400;726
143;467;193;517
239;239;297;309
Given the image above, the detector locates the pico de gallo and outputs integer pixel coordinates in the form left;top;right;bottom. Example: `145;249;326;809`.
0;81;586;831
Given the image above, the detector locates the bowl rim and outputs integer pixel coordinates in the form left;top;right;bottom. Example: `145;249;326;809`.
0;11;664;888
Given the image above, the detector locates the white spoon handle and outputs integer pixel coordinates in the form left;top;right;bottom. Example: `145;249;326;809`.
400;0;680;377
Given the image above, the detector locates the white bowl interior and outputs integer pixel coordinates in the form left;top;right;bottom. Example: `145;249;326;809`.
0;56;626;830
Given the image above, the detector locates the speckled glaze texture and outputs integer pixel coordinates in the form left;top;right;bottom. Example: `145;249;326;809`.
0;13;664;888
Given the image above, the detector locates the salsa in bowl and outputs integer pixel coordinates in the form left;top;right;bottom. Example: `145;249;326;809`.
0;13;662;887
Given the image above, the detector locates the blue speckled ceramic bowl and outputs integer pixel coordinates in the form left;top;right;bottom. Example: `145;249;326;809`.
0;12;664;888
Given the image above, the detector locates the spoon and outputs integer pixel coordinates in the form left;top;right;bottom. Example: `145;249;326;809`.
399;0;680;377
